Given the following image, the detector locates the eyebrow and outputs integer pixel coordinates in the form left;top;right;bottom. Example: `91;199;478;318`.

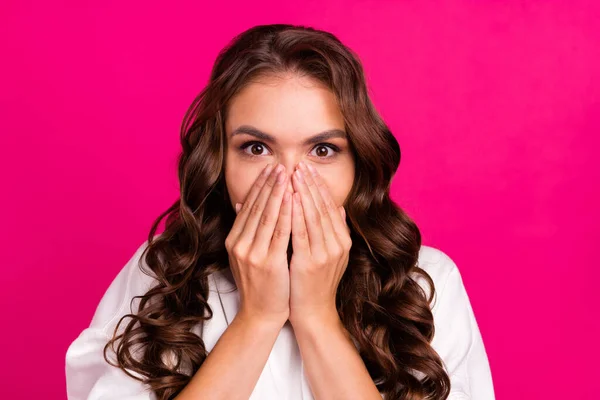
230;125;347;146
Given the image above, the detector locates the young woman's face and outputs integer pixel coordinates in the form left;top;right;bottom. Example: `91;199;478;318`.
224;74;355;212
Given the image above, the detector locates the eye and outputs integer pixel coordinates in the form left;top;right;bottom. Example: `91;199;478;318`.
238;141;340;159
240;141;271;157
309;144;339;158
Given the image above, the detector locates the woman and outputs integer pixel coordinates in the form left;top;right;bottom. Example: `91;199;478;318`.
65;24;495;400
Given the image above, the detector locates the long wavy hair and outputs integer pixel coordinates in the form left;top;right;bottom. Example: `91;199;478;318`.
104;24;451;400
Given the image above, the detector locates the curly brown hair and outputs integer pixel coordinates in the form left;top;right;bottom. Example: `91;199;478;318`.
103;23;451;400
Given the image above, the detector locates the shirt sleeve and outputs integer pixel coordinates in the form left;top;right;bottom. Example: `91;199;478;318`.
65;241;156;400
65;327;156;400
430;254;496;399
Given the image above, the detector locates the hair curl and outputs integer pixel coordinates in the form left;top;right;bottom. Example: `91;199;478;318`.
104;23;451;400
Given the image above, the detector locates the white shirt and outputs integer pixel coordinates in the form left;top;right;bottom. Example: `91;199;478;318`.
65;240;495;399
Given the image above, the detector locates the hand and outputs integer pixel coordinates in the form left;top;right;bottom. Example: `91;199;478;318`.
288;161;352;327
225;163;292;326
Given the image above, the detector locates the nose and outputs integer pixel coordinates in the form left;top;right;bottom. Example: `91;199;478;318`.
278;161;299;195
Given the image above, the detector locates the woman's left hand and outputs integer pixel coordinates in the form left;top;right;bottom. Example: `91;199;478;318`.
288;161;352;328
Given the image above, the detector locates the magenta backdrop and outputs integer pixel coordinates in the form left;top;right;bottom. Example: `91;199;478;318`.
1;1;598;399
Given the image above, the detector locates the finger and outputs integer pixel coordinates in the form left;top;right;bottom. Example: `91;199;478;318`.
228;163;274;241
340;206;350;234
269;190;292;255
253;166;289;251
291;192;310;254
303;162;348;240
238;164;284;245
292;166;326;256
297;162;339;246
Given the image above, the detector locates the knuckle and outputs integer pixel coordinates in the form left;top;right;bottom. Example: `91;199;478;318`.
319;202;330;216
331;245;343;258
313;214;322;225
344;238;353;250
231;244;245;259
314;254;328;267
254;178;266;191
247;252;263;268
296;229;308;240
308;212;321;225
259;212;272;227
317;182;329;195
250;201;262;216
273;227;288;240
328;200;338;210
265;175;277;188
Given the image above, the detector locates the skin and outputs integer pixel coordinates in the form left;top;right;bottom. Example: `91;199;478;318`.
224;72;355;228
219;73;382;399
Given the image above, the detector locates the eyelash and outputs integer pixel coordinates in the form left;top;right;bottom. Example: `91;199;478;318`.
238;141;341;159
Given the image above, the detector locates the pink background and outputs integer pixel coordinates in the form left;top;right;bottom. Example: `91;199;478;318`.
1;1;598;399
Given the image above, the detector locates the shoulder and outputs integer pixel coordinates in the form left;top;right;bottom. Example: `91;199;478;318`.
66;239;163;398
412;244;461;317
413;246;496;397
87;239;158;336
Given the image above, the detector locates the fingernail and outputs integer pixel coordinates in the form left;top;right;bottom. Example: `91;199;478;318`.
306;163;317;175
277;168;286;183
235;203;241;213
294;169;304;183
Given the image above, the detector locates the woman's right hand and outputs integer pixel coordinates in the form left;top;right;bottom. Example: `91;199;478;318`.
224;163;292;326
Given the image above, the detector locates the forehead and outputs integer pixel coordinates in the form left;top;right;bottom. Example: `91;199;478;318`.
225;75;345;141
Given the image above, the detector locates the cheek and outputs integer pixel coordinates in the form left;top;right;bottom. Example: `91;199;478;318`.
320;169;354;206
225;166;258;205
